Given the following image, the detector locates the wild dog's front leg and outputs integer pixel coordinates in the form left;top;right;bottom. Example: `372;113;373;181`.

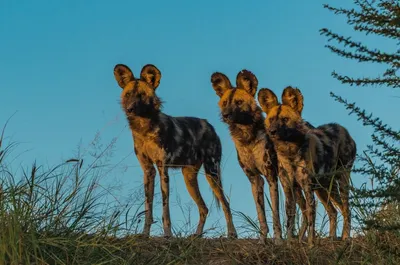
246;172;269;242
137;157;156;236
157;165;173;238
278;167;297;239
297;170;316;246
237;153;268;241
142;167;156;236
303;183;316;246
264;165;282;241
283;185;297;239
295;183;308;241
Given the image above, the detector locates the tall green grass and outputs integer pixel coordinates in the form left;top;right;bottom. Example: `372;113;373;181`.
0;118;145;264
1;116;400;265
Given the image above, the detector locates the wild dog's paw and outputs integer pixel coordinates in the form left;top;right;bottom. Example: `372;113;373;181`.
273;237;284;245
228;231;238;239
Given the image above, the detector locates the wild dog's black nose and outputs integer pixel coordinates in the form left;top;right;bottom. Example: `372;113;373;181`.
269;129;277;135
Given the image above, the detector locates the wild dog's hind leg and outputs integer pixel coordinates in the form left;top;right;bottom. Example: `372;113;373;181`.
157;165;173;238
314;187;338;240
182;165;209;237
203;160;237;238
337;169;351;240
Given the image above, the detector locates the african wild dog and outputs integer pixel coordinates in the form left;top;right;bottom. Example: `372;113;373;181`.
257;87;356;245
211;70;308;243
114;63;237;239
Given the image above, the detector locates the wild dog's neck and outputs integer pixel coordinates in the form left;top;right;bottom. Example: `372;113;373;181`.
229;110;266;145
273;122;311;158
126;114;160;138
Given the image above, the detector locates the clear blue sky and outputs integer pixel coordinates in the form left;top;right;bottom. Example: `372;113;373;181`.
1;0;398;236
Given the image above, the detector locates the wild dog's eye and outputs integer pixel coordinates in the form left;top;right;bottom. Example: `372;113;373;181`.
125;92;131;97
282;117;289;123
236;100;243;106
222;101;227;107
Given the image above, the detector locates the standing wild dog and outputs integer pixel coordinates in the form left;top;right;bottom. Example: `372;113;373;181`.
114;63;237;239
257;87;356;245
211;70;308;243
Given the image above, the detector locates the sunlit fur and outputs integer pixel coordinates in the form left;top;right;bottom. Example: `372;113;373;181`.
114;63;237;239
258;86;357;245
211;70;308;243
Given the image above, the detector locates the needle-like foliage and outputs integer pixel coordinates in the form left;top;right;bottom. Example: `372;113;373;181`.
321;0;400;232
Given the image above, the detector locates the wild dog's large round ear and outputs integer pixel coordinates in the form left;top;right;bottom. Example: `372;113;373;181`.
211;72;232;97
257;88;279;115
140;64;162;89
236;70;258;97
114;64;135;89
282;86;304;115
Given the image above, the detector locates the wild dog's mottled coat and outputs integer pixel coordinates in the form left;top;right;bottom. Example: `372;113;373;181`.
258;87;356;245
114;64;237;238
211;70;308;242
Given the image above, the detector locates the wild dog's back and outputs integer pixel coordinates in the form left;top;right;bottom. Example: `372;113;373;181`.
316;123;357;169
157;115;222;168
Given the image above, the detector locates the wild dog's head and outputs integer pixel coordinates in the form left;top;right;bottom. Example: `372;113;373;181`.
211;70;262;125
258;87;306;141
114;64;163;118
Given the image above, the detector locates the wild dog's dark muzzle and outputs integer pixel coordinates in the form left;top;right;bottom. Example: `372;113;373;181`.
269;129;277;136
231;109;253;125
267;125;278;138
221;107;253;124
222;113;232;120
125;101;157;117
267;122;282;138
126;103;135;113
221;109;233;121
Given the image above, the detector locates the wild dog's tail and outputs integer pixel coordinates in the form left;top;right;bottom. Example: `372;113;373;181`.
214;165;223;210
203;148;223;211
204;158;222;210
202;122;225;210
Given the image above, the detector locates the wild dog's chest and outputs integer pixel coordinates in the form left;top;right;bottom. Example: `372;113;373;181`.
236;139;272;176
133;134;165;164
276;141;308;167
275;140;329;179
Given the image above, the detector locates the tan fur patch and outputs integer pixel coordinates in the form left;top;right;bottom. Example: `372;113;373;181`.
219;89;257;111
120;80;158;107
264;105;302;129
